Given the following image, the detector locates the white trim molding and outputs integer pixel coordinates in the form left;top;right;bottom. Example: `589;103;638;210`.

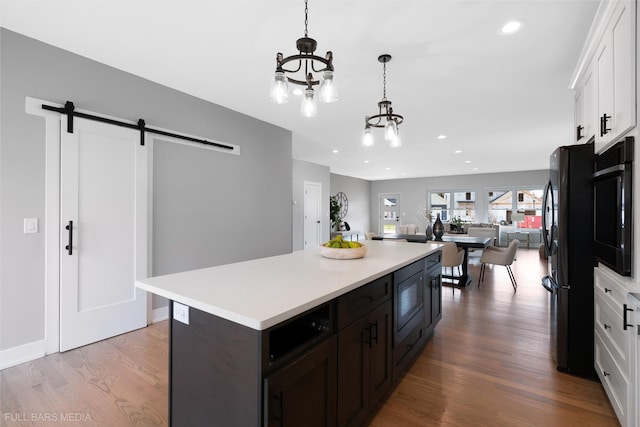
0;340;46;370
151;306;169;323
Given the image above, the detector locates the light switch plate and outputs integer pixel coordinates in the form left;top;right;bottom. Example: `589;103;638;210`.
173;302;190;325
24;218;38;234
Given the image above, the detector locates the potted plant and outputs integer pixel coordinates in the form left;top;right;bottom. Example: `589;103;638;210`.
451;216;464;233
330;196;342;231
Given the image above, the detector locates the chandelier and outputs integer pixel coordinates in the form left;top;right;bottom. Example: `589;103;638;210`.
269;0;337;118
362;54;403;147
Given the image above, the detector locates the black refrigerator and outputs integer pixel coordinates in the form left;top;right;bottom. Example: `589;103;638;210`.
541;142;594;376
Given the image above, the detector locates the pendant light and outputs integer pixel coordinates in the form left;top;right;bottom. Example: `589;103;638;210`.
363;54;404;147
270;0;337;117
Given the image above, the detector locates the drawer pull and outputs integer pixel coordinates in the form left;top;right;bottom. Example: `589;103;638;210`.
364;325;372;348
623;304;633;331
370;321;378;345
603;323;611;330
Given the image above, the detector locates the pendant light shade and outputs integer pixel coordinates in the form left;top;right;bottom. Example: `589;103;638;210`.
384;119;398;141
390;132;402;148
362;125;374;147
270;71;289;104
301;88;318;118
319;70;338;103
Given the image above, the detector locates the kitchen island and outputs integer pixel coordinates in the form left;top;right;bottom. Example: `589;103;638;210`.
136;240;443;426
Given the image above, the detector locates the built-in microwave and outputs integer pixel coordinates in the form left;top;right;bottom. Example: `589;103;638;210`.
393;260;424;343
593;136;633;276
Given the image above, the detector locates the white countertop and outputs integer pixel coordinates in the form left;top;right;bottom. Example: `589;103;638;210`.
136;240;442;330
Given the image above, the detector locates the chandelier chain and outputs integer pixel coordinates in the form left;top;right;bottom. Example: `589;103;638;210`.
382;62;387;100
304;0;309;37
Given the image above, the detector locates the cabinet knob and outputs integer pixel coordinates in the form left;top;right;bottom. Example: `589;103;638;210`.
603;323;611;330
603;370;610;377
604;287;611;293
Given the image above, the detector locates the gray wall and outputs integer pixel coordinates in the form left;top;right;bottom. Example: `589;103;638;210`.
292;159;331;251
330;173;371;235
0;29;292;351
370;170;548;233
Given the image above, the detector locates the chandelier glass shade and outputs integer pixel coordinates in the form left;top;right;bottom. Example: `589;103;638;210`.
270;0;337;117
363;54;403;147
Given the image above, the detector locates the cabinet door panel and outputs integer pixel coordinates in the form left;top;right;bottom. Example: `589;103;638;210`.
424;270;434;335
575;88;585;142
431;269;443;329
337;274;391;330
369;300;393;408
337;317;369;427
265;336;337;427
582;68;596;140
612;0;635;138
596;36;614;145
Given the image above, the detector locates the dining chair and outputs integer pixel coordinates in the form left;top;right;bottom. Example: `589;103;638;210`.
478;239;519;291
441;241;465;278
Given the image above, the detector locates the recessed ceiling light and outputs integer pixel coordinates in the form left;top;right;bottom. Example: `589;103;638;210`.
453;150;462;154
385;167;391;171
364;160;370;163
464;160;472;164
499;19;524;35
437;135;447;140
473;167;479;170
332;149;339;154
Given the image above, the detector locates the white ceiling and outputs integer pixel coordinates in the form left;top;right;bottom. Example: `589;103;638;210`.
0;0;600;180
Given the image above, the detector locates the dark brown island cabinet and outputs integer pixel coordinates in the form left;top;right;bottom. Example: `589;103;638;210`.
168;250;442;427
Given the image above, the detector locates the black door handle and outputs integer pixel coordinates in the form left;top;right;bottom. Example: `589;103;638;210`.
576;125;584;141
65;220;73;255
370;321;378;345
600;114;611;137
623;304;633;330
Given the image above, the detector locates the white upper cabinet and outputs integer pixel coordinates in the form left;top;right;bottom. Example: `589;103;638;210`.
574;66;597;142
571;0;636;149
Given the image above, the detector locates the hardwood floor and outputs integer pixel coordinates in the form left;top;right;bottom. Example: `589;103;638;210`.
1;249;618;426
371;248;618;427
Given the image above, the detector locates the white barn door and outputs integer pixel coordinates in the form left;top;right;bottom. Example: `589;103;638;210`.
59;117;147;352
304;182;322;250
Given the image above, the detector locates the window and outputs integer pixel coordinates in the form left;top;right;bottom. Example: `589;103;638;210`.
515;189;543;229
429;191;476;223
430;192;450;221
488;190;512;224
428;187;543;228
453;191;476;222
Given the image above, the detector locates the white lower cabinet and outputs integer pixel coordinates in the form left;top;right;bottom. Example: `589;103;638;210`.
594;267;638;427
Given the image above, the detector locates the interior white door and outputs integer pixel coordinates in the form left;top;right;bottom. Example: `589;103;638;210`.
303;182;322;250
380;194;400;234
59;117;147;352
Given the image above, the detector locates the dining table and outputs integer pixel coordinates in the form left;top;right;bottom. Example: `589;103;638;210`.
372;234;491;287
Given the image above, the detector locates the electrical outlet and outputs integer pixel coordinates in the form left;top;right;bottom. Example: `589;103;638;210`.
173;302;190;325
24;218;38;234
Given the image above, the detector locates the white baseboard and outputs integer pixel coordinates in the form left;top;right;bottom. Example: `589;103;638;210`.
0;340;46;370
151;306;168;323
